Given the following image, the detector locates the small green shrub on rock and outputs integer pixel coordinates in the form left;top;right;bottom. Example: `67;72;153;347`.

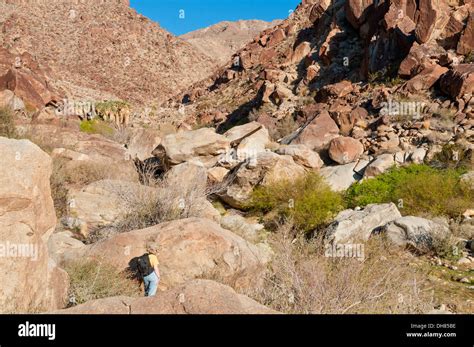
346;165;473;218
79;119;114;136
247;172;345;233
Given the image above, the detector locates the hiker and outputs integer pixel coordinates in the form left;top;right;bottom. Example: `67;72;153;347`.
137;242;161;297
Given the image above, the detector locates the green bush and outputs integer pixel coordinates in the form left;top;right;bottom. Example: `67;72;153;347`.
66;260;140;306
79;119;114;136
346;165;473;218
0;107;17;138
247;172;345;233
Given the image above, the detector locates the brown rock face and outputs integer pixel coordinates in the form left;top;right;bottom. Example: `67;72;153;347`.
328;137;364;164
0;137;68;313
267;28;287;47
0;68;54;109
398;42;446;78
54;280;277;314
345;0;375;29
309;0;332;23
318;80;354;101
442;7;469;50
0;47;57;109
288;41;312;65
439;64;474;100
457;12;474;55
292;111;340;152
415;0;438;44
403;64;448;93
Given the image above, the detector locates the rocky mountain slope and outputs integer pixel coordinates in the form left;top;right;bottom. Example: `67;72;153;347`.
0;0;218;104
181;20;281;66
173;0;473;153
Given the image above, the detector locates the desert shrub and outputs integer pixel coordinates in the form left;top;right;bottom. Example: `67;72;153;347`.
430;143;473;170
115;171;209;233
246;222;434;314
80;119;114;136
64;161;112;186
50;158;120;217
50;158;70;217
464;50;474;64
429;230;463;262
273;114;299;140
66;260;140;306
0;107;17;138
368;68;404;88
247;172;345;233
345;165;473;218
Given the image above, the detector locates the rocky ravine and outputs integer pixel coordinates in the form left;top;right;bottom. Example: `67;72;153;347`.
0;0;218;104
0;0;473;314
0;136;274;314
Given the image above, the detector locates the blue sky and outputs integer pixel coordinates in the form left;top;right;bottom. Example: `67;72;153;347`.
130;0;301;36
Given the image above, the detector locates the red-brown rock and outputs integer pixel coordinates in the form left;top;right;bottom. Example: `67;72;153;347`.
328;136;364;164
292;110;340;152
415;0;439;44
398;42;446;77
267;28;286;47
403;64;448;93
0;69;55;109
345;0;375;29
317;80;354;102
439;64;474;100
309;0;332;23
457;12;474;55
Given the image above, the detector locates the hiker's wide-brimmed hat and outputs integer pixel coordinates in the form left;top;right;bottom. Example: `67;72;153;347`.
146;242;160;254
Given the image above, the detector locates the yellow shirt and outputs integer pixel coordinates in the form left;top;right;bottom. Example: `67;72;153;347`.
148;254;159;268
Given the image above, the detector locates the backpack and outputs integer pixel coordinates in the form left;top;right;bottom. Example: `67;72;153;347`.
136;253;154;277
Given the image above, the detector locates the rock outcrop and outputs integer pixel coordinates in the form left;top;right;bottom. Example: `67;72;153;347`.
328;137;364;164
0;137;68;313
153;128;231;168
218;151;306;208
54;280;277;314
71;218;270;291
383;216;450;251
324;203;402;243
0;47;57;109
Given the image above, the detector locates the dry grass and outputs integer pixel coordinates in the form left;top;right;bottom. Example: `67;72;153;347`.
65;259;141;306
63;160;114;186
50;158;70;217
245;222;435;314
50;157;134;217
0;107;17;138
113;169;210;233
